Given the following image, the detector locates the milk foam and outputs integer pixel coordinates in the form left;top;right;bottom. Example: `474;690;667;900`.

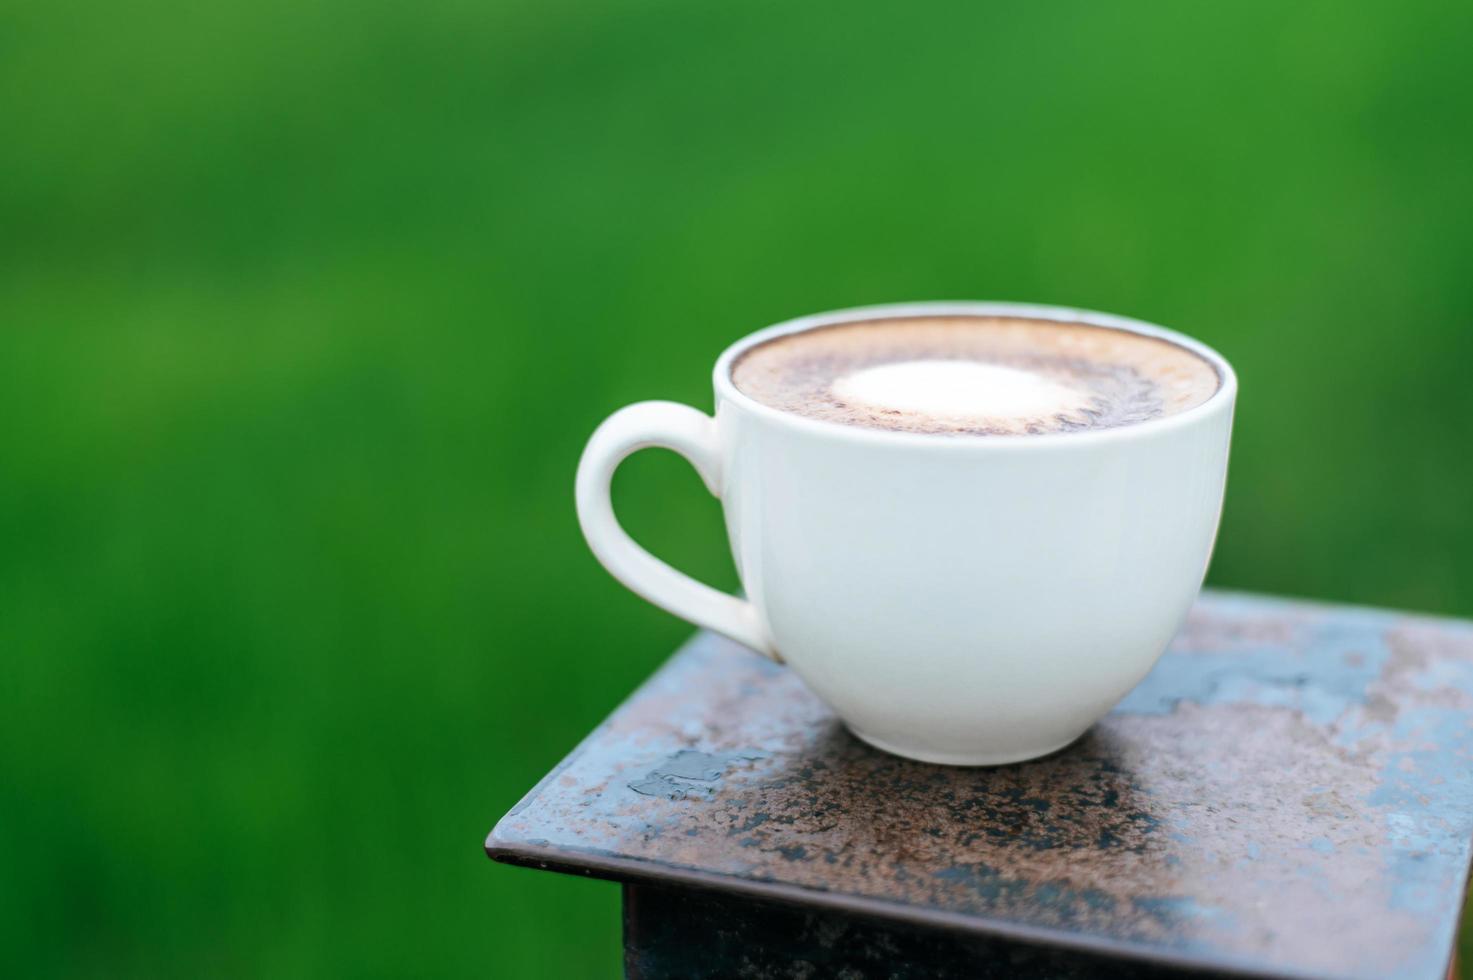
831;360;1090;423
729;315;1219;436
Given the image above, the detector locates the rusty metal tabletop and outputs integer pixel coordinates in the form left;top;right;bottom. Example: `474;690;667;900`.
487;591;1473;980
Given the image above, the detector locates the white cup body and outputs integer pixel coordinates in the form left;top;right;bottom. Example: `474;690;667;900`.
710;303;1234;765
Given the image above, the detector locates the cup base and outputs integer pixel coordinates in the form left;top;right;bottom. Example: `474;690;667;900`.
846;726;1085;767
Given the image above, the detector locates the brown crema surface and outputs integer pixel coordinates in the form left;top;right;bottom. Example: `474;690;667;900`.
729;315;1221;435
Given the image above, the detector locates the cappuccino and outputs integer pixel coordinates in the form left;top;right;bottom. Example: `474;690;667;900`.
730;315;1219;436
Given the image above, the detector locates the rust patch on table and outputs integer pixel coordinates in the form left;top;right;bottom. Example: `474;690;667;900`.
490;591;1473;979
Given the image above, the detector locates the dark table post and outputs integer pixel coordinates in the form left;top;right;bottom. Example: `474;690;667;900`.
489;592;1473;979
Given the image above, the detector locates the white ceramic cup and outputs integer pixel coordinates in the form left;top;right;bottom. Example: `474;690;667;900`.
577;302;1235;765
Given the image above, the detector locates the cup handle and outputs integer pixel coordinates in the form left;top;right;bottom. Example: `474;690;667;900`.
575;401;779;662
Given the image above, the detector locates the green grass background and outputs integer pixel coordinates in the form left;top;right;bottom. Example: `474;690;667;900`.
4;0;1473;976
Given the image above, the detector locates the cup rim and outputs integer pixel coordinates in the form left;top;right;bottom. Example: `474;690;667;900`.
712;301;1237;450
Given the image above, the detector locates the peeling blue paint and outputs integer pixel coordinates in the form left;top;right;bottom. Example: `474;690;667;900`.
1117;619;1392;726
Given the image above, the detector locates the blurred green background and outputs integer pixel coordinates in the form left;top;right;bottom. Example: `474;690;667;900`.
4;0;1473;976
